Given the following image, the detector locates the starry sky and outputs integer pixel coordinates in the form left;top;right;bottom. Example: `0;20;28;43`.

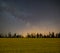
0;0;60;35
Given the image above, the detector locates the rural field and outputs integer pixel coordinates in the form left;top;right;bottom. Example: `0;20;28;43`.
0;38;60;53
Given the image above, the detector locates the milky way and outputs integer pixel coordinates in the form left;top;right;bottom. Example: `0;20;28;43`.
0;0;60;35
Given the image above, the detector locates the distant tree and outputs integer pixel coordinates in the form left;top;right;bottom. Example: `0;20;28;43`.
0;33;4;38
51;32;55;38
46;35;50;38
39;33;43;38
36;33;40;38
26;33;31;38
13;33;17;38
0;33;2;38
0;32;60;38
4;34;8;38
49;32;52;38
57;32;60;38
16;35;20;38
26;33;36;38
17;35;24;38
8;32;12;38
20;35;24;38
31;33;36;38
43;35;47;38
0;33;3;38
56;33;58;38
47;32;55;38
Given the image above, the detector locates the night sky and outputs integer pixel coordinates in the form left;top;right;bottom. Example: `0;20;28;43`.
0;0;60;35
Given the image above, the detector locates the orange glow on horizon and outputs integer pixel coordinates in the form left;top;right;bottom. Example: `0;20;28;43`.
17;26;58;36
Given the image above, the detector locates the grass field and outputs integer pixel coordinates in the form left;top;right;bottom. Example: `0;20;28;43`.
0;38;60;53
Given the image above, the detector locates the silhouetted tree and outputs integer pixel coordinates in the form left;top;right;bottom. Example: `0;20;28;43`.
31;33;36;38
20;35;24;38
56;33;58;38
46;35;50;38
49;32;52;38
57;32;60;38
13;33;17;38
0;33;3;38
0;32;60;38
17;35;24;38
36;33;40;38
0;33;2;38
51;32;55;38
16;35;21;38
43;35;47;38
39;33;43;38
8;32;12;38
0;34;2;38
26;33;31;38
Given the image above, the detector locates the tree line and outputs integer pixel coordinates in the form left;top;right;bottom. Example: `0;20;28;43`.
0;32;60;38
0;32;24;38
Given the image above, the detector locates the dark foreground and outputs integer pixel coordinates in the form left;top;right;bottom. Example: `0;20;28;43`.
0;38;60;53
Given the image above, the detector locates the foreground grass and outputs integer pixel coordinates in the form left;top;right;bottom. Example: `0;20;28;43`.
0;38;60;53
